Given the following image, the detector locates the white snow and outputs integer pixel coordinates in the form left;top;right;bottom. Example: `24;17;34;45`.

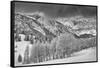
15;47;97;66
14;34;33;66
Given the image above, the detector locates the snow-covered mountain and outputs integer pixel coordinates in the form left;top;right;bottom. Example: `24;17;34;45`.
15;12;96;39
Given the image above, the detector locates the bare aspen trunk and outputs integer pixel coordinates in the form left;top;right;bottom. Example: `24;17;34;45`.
23;46;30;64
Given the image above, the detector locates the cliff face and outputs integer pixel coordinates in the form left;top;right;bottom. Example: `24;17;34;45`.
15;12;96;40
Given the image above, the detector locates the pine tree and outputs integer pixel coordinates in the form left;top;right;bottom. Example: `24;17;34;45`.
18;54;22;63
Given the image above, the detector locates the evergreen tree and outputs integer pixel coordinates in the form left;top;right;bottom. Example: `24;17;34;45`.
18;54;22;63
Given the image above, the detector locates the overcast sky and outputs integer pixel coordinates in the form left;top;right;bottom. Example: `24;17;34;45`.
15;2;97;17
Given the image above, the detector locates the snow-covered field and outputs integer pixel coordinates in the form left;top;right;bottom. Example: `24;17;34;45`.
15;46;96;66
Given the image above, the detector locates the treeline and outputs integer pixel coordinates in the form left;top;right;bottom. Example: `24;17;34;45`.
22;33;96;64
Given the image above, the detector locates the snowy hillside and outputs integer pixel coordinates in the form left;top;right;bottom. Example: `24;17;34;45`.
15;47;96;66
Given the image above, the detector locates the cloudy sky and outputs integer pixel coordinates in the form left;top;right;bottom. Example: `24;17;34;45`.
15;2;97;17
